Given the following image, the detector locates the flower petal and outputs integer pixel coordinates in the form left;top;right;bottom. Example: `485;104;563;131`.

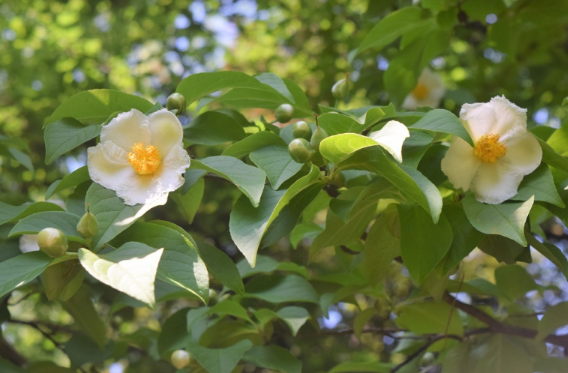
148;109;184;157
116;145;190;206
100;109;151;152
87;141;137;194
502;132;542;175
460;102;497;142
441;137;481;191
402;95;419;110
471;162;523;204
369;120;410;163
488;96;527;140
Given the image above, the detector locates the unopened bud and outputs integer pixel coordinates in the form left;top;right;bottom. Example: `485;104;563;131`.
171;349;191;369
332;77;352;99
166;93;187;115
275;103;294;123
77;206;99;238
37;228;68;258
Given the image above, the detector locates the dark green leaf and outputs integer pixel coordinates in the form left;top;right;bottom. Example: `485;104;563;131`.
0;252;51;298
410;109;473;146
184;110;246;145
9;211;86;243
243;345;302;373
245;274;319;304
45;166;91;200
44;118;101;164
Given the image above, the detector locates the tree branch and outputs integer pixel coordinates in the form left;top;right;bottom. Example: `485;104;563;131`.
443;292;568;349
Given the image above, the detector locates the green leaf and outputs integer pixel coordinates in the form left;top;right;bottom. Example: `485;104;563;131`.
45;166;91;199
171;178;204;224
0;252;52;298
7;147;34;172
318;113;364;135
112;222;209;302
477;235;526;264
511;164;564;207
310;181;391;260
249;145;303;189
86;183;165;250
398;204;453;284
319;133;379;164
276;306;310;336
0;201;65;226
362;205;401;285
395;301;464;336
186;339;253;373
536;302;568;340
62;286;107;347
336;146;442;222
79;242;163;308
462;194;533;246
230;165;320;266
245;274;319;304
357;7;430;54
46;89;153;125
438;203;483;274
209;300;253;323
384;28;449;106
354;308;377;340
184;110;246;145
195;240;244;295
494;265;538;302
410;109;474;146
539;138;568;174
44;118;101;164
222;131;288;158
9;211;86;243
243;345;302;373
43;260;84;301
328;361;393;373
525;233;568;280
471;334;532;373
157;307;190;355
191;156;266;207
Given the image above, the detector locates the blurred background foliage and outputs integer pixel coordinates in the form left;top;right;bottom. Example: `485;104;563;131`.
2;0;568;372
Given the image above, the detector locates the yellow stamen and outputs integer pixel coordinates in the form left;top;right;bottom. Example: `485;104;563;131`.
128;142;161;175
412;83;429;100
474;134;507;164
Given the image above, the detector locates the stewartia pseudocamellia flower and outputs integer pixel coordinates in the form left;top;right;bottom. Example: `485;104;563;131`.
441;96;542;204
87;109;190;205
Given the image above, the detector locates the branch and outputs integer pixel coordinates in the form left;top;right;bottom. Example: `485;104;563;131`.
391;334;461;373
443;292;568;349
0;335;27;367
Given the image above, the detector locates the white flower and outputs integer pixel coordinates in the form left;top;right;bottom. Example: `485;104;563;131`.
368;120;410;163
19;234;39;253
441;96;542;204
87;109;190;206
402;69;445;110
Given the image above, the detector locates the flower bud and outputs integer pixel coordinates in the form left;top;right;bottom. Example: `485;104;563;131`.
288;138;314;163
37;228;68;258
332;78;352;99
275;104;294;123
310;126;329;150
77;209;99;238
292;121;312;140
171;349;191;369
208;289;218;306
166;93;187;115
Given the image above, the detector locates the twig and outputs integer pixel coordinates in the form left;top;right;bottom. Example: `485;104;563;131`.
391;334;462;373
442;292;568;349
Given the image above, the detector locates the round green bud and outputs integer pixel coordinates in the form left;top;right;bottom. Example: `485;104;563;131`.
292;121;312;140
420;352;435;366
166;93;187;115
310;126;329;150
288;138;314;163
275;103;294;123
208;289;218;306
37;228;68;258
171;349;191;369
77;210;99;239
332;78;352;99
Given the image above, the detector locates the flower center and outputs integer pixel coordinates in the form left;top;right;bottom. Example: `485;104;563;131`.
412;83;429;100
128;142;161;175
474;134;507;164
